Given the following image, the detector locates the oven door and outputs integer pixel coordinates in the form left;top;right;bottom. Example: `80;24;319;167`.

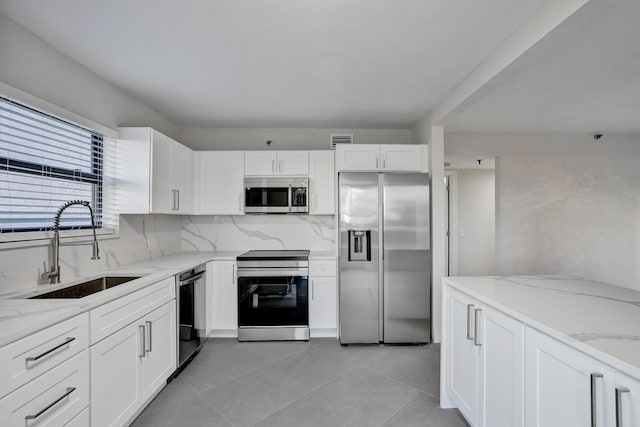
237;272;308;327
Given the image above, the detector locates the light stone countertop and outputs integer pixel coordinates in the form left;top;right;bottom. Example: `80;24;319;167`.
444;275;640;380
309;250;337;259
0;250;243;348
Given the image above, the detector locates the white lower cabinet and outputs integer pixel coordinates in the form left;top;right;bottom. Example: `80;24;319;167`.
615;372;640;427
309;259;337;337
444;286;524;427
91;299;176;427
0;350;89;427
525;327;615;427
209;260;238;336
309;276;337;333
444;282;640;427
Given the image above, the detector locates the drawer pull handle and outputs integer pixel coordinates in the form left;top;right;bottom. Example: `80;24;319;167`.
139;325;146;358
25;387;76;420
474;308;482;346
25;337;75;362
146;321;153;352
616;386;630;427
591;373;603;427
466;304;474;340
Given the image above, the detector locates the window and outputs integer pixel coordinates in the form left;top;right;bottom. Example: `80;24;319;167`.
0;97;104;233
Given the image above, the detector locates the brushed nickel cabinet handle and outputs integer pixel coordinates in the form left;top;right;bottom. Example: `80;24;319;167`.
145;320;152;352
375;157;379;169
383;154;386;168
591;373;604;427
474;308;482;346
139;325;146;358
311;280;315;300
25;387;76;420
466;304;474;340
26;337;75;362
616;386;630;427
272;160;275;173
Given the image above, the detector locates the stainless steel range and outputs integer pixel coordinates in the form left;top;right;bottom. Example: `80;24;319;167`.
237;250;310;341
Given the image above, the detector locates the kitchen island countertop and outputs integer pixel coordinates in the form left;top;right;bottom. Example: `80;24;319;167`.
444;275;640;379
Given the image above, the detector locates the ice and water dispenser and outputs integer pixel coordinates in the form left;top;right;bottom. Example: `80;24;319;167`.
348;230;371;261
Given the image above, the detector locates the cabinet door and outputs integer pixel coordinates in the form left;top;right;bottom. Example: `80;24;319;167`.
380;145;423;171
335;145;380;171
91;322;143;427
245;152;277;176
210;261;238;333
477;306;524;427
309;276;337;332
446;287;479;425
150;131;174;213
278;151;309;175
196;151;245;215
309;151;335;215
615;372;640;427
141;300;177;401
172;142;193;214
525;327;615;427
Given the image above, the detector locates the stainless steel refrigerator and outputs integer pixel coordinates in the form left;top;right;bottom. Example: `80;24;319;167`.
338;172;431;344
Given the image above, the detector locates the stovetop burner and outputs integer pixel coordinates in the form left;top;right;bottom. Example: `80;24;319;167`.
237;250;310;261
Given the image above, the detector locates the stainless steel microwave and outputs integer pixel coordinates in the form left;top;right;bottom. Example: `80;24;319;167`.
244;177;309;214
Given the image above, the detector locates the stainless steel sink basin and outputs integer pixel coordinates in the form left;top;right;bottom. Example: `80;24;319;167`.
29;276;142;299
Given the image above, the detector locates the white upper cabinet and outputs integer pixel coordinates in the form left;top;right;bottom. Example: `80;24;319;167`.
380;145;424;171
308;151;335;215
335;145;380;171
118;127;193;214
336;144;428;172
195;151;245;215
245;151;309;176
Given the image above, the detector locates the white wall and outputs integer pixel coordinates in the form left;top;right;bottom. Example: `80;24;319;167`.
0;13;187;293
0;13;180;140
445;132;640;290
181;127;412;150
456;170;495;276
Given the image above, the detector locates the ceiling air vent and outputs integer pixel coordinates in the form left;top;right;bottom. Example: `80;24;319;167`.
330;134;354;149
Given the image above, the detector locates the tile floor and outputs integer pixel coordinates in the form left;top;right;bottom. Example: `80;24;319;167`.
132;338;468;427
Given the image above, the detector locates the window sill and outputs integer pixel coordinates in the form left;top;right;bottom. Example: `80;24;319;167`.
0;228;119;250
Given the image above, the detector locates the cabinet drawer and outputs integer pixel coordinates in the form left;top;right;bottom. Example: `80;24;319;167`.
0;313;88;398
310;260;337;277
0;350;89;427
90;277;175;344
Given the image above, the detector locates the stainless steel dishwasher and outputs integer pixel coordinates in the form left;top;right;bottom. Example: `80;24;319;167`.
176;264;207;371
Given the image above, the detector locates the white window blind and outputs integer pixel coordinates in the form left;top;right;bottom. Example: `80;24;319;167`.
0;97;105;233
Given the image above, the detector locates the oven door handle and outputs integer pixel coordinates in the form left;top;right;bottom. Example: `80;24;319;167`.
237;269;308;278
179;271;206;286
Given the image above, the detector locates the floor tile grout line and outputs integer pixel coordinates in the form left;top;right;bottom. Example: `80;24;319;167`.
192;340;315;393
247;365;362;426
359;364;439;397
199;341;365;426
376;389;421;427
196;392;240;427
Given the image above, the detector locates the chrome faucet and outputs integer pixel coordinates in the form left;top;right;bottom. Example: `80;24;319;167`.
42;200;100;284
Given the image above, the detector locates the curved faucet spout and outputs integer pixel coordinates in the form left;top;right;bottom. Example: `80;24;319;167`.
42;200;101;284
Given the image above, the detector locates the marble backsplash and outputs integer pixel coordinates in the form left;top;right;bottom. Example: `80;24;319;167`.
181;214;335;252
0;214;183;294
0;213;335;293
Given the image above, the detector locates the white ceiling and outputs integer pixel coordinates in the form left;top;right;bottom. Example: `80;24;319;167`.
443;0;640;133
0;0;547;129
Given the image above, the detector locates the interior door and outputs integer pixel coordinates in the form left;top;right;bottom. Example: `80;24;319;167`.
382;173;430;343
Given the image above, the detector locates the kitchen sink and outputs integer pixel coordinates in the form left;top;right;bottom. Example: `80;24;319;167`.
29;276;143;299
